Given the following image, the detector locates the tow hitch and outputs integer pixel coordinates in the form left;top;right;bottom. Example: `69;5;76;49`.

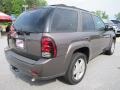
11;65;19;72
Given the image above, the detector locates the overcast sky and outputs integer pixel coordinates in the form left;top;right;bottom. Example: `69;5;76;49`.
46;0;120;19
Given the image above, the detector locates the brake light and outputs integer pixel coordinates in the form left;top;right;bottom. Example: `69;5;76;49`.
41;36;57;58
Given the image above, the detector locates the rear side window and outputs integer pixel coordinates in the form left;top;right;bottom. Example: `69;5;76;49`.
14;8;52;33
51;8;78;32
82;12;95;31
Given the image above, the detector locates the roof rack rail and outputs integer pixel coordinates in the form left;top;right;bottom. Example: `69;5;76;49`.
50;4;67;7
50;4;90;13
50;4;80;10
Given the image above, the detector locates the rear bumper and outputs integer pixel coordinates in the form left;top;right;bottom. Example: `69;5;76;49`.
4;47;65;80
115;29;120;35
116;32;120;35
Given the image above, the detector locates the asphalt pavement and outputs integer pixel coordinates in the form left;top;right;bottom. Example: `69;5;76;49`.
0;36;120;90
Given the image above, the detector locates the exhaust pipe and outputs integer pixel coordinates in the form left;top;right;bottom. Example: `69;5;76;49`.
11;66;19;72
31;78;36;82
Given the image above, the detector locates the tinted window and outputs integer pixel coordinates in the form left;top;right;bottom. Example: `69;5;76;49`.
51;8;78;32
82;12;95;31
93;16;105;30
14;8;52;33
111;20;120;24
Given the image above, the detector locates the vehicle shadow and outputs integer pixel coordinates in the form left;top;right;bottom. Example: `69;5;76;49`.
10;67;68;86
10;68;57;86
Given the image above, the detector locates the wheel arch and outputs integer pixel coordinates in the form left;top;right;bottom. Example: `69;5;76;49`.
64;41;90;73
73;47;90;63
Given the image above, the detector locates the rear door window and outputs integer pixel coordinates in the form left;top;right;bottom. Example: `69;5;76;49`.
51;8;78;32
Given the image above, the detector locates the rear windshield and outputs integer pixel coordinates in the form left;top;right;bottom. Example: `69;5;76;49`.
14;8;52;33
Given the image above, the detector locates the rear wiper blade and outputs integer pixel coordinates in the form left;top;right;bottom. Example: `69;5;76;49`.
16;31;31;35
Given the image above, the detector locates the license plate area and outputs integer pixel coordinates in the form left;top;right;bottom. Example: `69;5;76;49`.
16;39;24;49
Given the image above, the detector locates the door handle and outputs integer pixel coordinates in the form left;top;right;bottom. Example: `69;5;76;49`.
85;37;89;39
84;37;90;41
102;35;110;38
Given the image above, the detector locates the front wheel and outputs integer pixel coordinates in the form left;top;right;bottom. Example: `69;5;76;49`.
104;40;115;55
64;53;87;85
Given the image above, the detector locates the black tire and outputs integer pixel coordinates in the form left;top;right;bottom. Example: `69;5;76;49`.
116;34;120;37
104;39;115;55
64;52;87;85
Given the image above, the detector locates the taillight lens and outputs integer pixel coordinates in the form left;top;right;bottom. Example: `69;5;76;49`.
41;36;57;58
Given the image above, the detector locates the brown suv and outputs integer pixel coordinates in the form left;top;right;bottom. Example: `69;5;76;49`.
5;4;116;85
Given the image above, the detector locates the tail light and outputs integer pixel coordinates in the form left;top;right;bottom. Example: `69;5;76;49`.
41;36;57;58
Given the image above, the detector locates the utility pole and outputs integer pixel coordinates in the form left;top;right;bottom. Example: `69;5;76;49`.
22;5;28;11
22;0;28;11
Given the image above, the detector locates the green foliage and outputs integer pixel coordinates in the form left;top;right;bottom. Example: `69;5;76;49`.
39;0;47;6
11;0;24;15
115;12;120;20
93;10;109;19
0;0;12;14
23;0;47;9
0;0;47;15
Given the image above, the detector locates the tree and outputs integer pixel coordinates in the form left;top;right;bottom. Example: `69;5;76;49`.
115;12;120;20
25;0;47;9
39;0;47;7
0;0;4;11
0;0;47;15
11;0;24;15
0;0;12;14
92;10;109;19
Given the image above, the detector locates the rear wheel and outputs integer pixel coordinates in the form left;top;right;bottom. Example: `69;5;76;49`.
64;53;87;85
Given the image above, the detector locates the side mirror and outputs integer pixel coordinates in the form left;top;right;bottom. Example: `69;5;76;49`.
105;25;113;31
